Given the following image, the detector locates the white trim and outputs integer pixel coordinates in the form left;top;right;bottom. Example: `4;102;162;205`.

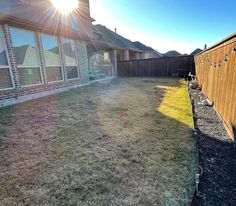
0;65;10;69
48;79;64;84
17;65;40;68
67;77;80;81
45;64;62;67
0;26;15;90
21;82;44;88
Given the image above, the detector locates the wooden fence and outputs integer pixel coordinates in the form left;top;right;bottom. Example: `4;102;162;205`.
195;33;236;140
117;56;195;77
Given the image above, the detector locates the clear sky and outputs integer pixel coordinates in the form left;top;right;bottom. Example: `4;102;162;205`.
90;0;236;54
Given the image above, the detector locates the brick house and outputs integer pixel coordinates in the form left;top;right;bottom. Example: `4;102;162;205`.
0;0;117;107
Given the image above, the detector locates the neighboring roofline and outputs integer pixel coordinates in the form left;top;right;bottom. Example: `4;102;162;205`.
93;24;142;52
195;32;236;57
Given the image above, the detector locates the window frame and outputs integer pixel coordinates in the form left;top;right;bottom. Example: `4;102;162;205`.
61;38;80;81
0;26;15;91
10;27;44;88
40;33;64;84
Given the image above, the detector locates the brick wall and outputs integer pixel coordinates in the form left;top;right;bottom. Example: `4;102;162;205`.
0;24;91;106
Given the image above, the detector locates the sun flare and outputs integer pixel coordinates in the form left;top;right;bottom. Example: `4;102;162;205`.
50;0;78;15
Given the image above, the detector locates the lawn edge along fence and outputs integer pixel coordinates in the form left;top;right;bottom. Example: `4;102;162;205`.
117;55;195;77
195;33;236;140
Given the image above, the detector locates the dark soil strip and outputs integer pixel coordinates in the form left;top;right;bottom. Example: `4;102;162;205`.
190;88;236;206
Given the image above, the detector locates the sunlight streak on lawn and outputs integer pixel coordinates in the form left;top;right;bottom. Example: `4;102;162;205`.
157;80;194;128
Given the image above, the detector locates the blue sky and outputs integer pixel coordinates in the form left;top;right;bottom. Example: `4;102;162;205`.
90;0;236;54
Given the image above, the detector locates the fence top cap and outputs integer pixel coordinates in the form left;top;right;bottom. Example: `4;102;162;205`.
196;32;236;56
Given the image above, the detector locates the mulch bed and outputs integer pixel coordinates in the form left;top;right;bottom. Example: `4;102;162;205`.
189;87;236;206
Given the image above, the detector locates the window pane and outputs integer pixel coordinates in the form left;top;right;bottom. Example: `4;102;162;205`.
89;52;113;80
10;28;39;67
66;66;78;79
62;39;77;65
46;66;63;82
41;34;61;66
18;67;41;86
0;29;8;66
104;52;110;62
71;16;80;30
0;68;12;89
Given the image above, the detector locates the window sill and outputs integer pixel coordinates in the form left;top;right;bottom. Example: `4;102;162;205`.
20;82;44;88
0;86;15;91
48;80;64;84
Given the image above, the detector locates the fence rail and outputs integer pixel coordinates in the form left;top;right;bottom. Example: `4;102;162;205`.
117;56;195;77
195;34;236;140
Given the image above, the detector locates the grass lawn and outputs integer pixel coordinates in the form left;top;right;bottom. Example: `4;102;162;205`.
0;78;197;206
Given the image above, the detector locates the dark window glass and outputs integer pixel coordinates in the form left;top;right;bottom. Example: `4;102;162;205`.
66;66;79;79
46;66;63;82
0;68;12;89
18;67;41;86
62;38;79;79
89;52;113;80
0;28;12;89
0;29;8;65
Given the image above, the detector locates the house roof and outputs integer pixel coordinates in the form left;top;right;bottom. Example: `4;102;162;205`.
92;24;162;55
163;50;182;57
132;41;155;52
190;48;203;56
0;0;93;40
93;24;141;51
132;41;163;57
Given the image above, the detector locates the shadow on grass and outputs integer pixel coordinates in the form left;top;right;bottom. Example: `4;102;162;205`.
0;78;197;206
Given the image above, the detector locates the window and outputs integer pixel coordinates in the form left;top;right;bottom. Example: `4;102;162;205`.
62;38;79;80
10;27;42;86
104;52;110;62
89;52;113;80
71;16;80;31
41;34;63;82
0;28;13;90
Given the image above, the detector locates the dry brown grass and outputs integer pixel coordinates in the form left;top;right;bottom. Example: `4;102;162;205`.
0;78;197;206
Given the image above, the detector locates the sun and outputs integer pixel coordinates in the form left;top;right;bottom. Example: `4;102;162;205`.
50;0;78;15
